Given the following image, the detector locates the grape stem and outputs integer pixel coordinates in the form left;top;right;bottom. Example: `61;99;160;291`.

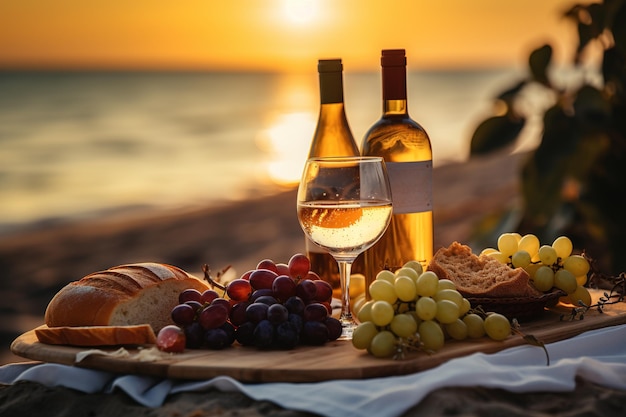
392;336;431;360
511;319;550;366
201;263;231;292
563;254;626;321
470;308;551;366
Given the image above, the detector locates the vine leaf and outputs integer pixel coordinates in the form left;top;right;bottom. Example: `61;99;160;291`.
470;114;525;155
529;44;552;87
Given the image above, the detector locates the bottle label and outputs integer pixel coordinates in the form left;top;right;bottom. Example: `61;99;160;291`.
386;161;432;214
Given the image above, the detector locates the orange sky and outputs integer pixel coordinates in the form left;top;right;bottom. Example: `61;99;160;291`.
0;0;579;71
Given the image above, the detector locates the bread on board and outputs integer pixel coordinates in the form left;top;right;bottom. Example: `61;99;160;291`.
44;263;209;333
35;324;157;346
427;242;542;298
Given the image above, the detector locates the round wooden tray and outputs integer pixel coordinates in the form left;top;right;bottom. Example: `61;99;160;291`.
12;298;626;383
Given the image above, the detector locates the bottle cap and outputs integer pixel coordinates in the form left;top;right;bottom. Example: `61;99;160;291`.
317;59;344;104
381;49;406;67
318;59;343;73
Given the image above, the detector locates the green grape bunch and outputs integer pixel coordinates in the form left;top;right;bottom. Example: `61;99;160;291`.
481;233;592;307
352;262;511;359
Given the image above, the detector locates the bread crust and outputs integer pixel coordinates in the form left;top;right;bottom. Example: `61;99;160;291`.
427;242;542;298
44;263;209;332
35;324;157;346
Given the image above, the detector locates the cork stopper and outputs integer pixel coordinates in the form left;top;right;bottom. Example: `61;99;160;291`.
381;49;406;67
381;49;407;101
318;59;343;73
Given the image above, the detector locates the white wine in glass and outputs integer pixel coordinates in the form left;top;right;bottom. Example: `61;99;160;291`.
297;156;392;340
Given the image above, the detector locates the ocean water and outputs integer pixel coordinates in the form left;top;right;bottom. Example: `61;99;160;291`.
0;68;534;235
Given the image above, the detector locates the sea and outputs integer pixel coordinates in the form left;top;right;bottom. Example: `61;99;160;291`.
0;68;546;236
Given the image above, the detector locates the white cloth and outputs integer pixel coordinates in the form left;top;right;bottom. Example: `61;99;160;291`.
3;325;626;417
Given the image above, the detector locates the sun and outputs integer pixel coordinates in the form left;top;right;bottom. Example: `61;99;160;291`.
282;0;319;25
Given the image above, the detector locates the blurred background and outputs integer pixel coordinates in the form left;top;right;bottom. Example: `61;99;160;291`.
0;0;578;233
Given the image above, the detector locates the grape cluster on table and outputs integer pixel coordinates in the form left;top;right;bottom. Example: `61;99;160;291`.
156;254;341;353
352;261;512;359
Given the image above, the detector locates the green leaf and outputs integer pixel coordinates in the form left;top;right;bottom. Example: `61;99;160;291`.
574;85;611;131
534;104;579;173
529;44;552;87
520;104;575;220
584;3;607;39
469;115;525;155
610;2;626;57
520;155;564;221
602;47;624;86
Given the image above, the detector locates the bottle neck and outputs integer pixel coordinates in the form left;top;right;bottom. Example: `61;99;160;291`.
320;103;346;121
383;99;408;116
318;102;349;124
310;101;357;158
381;64;408;116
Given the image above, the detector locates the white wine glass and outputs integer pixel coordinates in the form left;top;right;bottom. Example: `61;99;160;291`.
297;156;392;340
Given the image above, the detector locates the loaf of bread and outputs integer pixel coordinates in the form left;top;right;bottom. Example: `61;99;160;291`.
35;324;157;346
44;263;209;333
427;242;542;298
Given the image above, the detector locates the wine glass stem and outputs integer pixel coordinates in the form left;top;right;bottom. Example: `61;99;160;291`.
337;260;353;323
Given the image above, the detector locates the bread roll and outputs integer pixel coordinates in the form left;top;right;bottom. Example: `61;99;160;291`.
35;324;157;346
44;263;209;332
427;242;542;298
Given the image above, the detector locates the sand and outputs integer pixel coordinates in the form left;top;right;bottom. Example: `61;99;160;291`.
2;378;625;416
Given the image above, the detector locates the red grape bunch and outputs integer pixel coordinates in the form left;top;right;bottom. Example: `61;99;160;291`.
156;254;341;352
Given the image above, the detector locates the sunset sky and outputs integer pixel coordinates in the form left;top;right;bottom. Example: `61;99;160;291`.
1;0;579;72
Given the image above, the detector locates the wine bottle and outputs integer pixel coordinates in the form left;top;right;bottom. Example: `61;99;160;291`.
361;49;433;287
306;59;363;294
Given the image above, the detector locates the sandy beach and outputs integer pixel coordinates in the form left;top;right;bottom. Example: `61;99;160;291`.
1;377;625;417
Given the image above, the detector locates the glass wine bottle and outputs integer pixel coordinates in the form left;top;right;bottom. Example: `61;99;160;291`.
361;49;433;289
306;58;364;295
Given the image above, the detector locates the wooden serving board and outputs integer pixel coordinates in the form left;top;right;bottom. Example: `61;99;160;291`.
11;291;626;383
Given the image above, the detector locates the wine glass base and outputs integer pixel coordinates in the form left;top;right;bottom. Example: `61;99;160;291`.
338;317;357;340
